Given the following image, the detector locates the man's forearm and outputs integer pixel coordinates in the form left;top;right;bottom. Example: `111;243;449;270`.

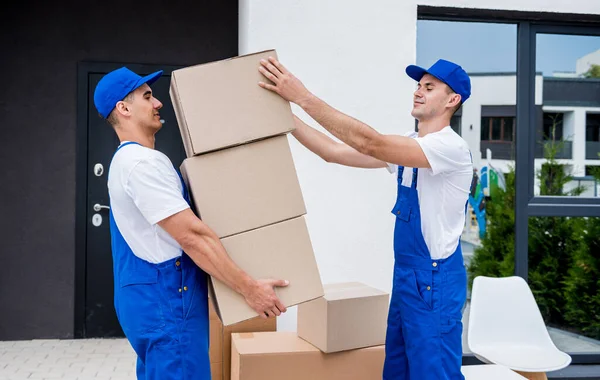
299;95;382;156
182;226;255;297
292;116;339;162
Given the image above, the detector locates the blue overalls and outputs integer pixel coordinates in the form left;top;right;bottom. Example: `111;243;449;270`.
383;166;467;380
109;142;210;380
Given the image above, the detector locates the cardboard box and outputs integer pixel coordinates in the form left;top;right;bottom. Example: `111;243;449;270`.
180;135;306;238
209;299;277;380
297;282;389;353
211;362;222;380
231;332;385;380
211;216;324;326
170;49;295;156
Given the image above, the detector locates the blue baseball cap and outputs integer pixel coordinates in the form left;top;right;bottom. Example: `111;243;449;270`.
94;67;163;118
406;59;471;103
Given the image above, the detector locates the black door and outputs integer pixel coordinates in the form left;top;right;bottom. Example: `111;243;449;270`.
78;63;185;337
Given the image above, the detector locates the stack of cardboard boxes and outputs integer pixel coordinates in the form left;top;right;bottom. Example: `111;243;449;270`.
171;49;325;327
170;50;390;380
231;282;389;380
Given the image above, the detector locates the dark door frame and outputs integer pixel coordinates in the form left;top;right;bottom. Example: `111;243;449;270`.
74;61;182;338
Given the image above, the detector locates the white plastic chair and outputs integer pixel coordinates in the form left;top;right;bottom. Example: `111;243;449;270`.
462;364;527;379
468;276;572;373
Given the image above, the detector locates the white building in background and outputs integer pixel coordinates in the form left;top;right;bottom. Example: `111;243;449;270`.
459;68;600;198
577;48;600;76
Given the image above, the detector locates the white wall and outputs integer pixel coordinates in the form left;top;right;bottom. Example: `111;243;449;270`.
576;48;600;75
239;0;600;332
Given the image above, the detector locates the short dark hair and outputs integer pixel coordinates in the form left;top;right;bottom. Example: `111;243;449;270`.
102;92;135;127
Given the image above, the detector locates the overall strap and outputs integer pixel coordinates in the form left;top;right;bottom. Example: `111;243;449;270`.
412;168;418;190
397;165;405;180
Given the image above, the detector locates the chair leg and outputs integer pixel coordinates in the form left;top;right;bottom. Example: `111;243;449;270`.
514;371;548;380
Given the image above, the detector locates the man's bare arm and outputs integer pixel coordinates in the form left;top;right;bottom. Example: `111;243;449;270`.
158;208;288;317
292;115;387;169
299;98;430;168
259;57;430;168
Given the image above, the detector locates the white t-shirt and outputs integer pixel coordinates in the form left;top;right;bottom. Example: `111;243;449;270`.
107;142;190;264
388;126;473;260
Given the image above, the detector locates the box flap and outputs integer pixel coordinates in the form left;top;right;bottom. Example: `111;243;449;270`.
323;282;387;302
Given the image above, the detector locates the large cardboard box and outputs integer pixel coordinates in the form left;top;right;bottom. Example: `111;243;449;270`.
209;300;276;380
170;49;295;156
211;216;324;326
180;135;306;238
297;282;389;353
231;332;385;380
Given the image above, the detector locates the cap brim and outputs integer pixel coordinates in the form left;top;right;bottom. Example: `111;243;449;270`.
134;70;164;90
144;70;163;85
406;65;428;82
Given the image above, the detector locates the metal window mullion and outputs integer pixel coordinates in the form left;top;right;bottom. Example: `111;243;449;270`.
515;21;534;280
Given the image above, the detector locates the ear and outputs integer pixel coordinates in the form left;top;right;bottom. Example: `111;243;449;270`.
448;93;462;109
114;100;131;117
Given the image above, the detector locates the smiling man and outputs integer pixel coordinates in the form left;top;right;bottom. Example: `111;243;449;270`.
258;58;473;380
93;67;289;379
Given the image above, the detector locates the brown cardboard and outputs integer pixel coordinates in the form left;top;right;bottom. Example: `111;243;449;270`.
231;332;385;380
180;135;306;238
209;297;221;321
170;49;295;156
211;362;222;380
297;282;389;353
221;318;276;380
209;317;223;363
212;216;324;326
209;298;276;380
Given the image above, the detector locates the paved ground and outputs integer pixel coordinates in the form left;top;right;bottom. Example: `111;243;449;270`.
1;305;599;380
0;338;136;380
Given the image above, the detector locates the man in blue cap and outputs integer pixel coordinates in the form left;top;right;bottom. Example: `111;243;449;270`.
94;67;289;380
258;58;472;379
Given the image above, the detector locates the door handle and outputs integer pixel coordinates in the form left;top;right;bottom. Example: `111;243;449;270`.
93;203;110;212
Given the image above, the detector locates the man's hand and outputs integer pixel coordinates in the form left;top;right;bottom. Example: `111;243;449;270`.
242;278;289;318
159;209;291;318
258;57;312;106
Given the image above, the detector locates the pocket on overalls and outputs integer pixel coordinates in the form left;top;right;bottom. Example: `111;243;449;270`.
391;198;411;222
117;269;166;334
412;269;434;310
440;270;467;334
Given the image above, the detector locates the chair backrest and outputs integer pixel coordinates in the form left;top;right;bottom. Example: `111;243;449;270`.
468;276;557;349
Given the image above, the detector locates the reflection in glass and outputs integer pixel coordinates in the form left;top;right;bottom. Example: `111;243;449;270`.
535;33;600;197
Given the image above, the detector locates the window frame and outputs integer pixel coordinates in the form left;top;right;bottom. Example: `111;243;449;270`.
418;7;600;368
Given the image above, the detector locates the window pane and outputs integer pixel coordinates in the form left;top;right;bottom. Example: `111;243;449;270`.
418;20;518;355
527;216;600;354
543;113;564;141
587;125;598;142
535;33;600;197
451;115;462;135
503;117;514;141
467;168;600;354
481;117;490;141
465;168;516;355
588;113;600;158
491;118;502;140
